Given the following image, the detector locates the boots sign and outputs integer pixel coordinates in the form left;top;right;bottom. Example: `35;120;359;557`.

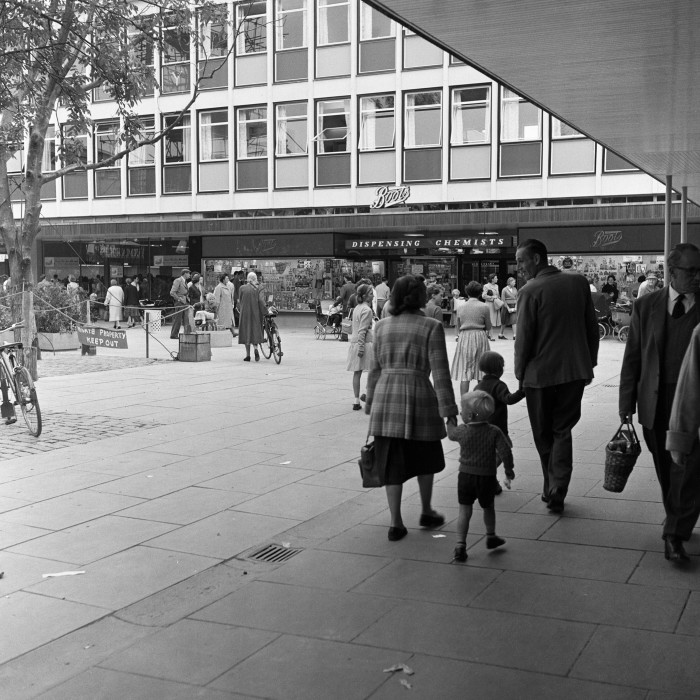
370;185;411;209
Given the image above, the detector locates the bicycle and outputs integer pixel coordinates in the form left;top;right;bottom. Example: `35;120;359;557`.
0;323;42;436
259;303;283;364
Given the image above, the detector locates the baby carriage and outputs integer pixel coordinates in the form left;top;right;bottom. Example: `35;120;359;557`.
591;292;614;339
610;301;633;342
312;299;343;340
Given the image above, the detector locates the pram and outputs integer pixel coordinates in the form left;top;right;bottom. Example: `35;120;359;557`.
591;292;614;339
312;300;342;340
610;301;633;342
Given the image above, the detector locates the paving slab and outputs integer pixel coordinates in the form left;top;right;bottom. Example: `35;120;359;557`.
571;626;700;694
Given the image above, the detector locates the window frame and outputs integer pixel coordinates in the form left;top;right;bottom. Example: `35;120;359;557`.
403;89;442;149
450;85;491;146
316;0;349;47
358;94;395;152
315;98;350;154
275;0;307;51
499;87;541;143
237;106;268;160
236;0;268;55
275;101;308;156
127;117;156;197
162;113;192;194
359;3;395;40
161;13;191;94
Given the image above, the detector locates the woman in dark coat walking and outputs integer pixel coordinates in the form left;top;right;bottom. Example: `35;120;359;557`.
237;272;267;361
365;275;459;541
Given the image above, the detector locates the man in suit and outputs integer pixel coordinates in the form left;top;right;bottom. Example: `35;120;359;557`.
339;275;356;316
620;243;700;562
169;268;192;339
515;239;599;514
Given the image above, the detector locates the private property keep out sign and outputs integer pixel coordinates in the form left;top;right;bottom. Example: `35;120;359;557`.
77;326;128;349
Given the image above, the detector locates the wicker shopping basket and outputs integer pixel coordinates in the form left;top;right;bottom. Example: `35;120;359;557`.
603;421;642;492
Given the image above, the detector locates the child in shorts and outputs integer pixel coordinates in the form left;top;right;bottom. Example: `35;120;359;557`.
447;390;514;562
475;351;525;494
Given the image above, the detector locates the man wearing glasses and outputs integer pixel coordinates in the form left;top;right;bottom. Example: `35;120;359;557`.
620;243;700;563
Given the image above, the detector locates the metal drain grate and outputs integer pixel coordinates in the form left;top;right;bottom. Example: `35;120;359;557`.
603;384;619;388
248;544;302;564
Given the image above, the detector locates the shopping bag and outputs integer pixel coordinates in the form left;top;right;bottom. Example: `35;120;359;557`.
358;440;384;487
603;421;642;492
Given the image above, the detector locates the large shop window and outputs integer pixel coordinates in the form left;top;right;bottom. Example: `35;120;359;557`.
275;0;308;82
94;121;121;198
61;125;88;199
316;98;350;186
162;114;191;194
358;2;395;73
403;90;442;182
199;9;228;89
236;1;267;85
161;14;190;94
237;106;268;190
450;85;491;180
127;117;155;196
358;94;395;184
199;109;229;191
499;88;541;177
275;102;308;188
550;117;595;175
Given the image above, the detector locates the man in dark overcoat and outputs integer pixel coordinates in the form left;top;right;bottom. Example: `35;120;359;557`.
620;243;700;562
515;239;599;514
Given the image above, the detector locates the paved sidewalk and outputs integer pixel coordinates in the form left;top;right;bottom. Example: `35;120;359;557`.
0;326;699;699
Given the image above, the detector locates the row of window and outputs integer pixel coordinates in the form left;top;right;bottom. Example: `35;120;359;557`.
93;1;467;97
7;89;637;200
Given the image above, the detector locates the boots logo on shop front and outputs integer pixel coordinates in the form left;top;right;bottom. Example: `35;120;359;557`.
370;185;411;209
591;229;623;248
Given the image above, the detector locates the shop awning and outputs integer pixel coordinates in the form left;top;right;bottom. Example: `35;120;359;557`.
365;0;700;205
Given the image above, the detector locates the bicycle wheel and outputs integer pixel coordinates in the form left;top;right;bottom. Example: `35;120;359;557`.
272;330;283;364
14;366;42;437
260;324;272;358
314;324;323;340
618;326;629;343
598;323;607;340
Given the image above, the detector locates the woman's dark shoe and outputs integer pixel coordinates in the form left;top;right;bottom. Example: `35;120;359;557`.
254;349;260;361
419;511;445;529
487;336;495;341
243;356;251;362
352;403;361;411
498;335;506;339
486;535;506;550
360;393;367;402
453;545;467;562
388;526;408;541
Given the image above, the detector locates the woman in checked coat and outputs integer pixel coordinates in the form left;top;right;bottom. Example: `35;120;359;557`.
365;275;459;542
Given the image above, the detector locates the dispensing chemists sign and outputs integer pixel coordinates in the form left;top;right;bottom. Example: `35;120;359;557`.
77;326;128;349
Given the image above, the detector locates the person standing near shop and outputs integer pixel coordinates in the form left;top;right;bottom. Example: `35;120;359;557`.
515;238;599;514
124;277;141;328
482;273;501;340
375;276;390;317
619;243;700;562
213;274;236;337
105;278;125;330
339;274;355;316
169;268;192;339
425;284;445;322
637;271;661;299
500;276;519;340
238;272;267;361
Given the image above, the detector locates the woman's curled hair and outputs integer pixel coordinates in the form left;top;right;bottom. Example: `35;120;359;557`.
356;283;372;304
465;281;483;298
390;275;427;315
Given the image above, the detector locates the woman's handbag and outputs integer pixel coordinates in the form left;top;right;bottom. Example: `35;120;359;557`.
493;297;505;311
603;420;642;492
358;436;384;488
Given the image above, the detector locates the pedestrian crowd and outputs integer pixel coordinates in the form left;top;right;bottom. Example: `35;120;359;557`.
344;239;700;567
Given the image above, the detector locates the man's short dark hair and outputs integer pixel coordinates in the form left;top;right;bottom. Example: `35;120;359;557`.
517;238;548;260
668;243;700;270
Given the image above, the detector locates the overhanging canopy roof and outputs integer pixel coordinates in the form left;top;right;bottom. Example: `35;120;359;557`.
366;0;700;205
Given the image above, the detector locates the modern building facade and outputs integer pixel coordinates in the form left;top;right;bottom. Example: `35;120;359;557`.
8;0;698;308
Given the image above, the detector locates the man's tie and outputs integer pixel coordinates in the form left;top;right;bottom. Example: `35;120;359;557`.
672;294;686;319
